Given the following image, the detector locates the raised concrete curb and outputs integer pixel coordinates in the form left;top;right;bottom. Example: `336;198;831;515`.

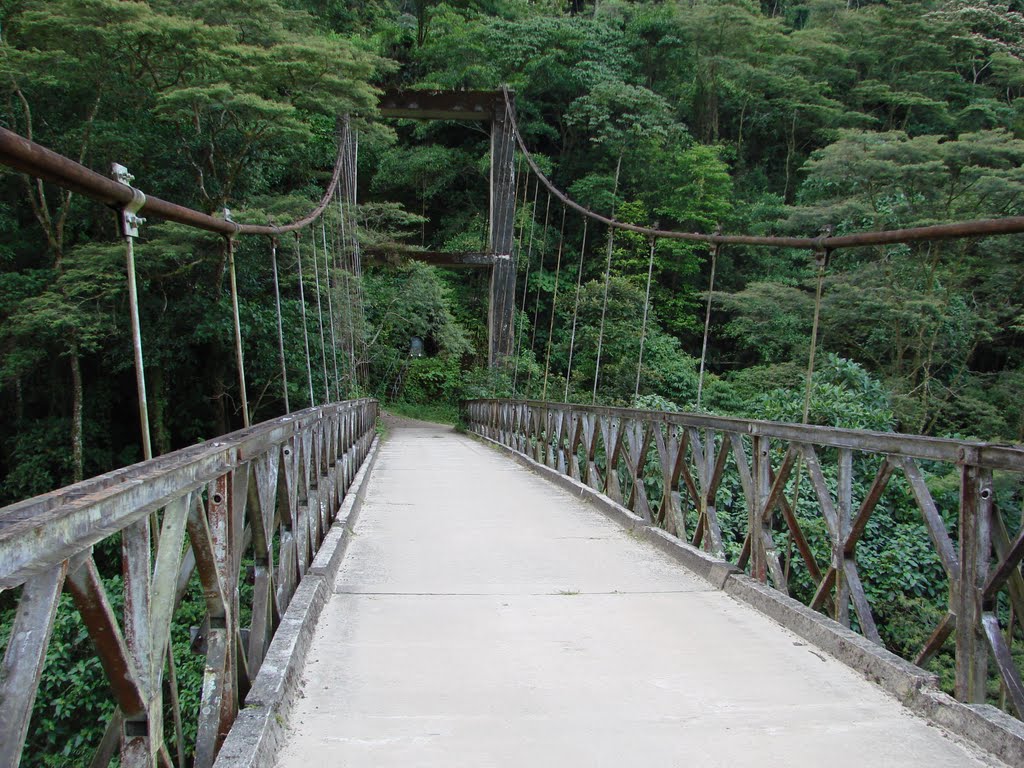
213;434;381;768
244;577;329;709
911;689;1024;768
469;430;1024;767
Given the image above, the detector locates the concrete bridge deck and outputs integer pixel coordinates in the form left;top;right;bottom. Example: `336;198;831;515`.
274;419;1001;767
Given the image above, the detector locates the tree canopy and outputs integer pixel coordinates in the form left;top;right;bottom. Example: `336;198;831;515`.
2;0;1024;761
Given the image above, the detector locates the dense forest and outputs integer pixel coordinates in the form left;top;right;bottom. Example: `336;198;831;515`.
4;0;1024;506
2;0;1024;763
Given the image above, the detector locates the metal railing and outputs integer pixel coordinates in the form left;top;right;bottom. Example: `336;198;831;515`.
0;126;347;237
6;86;1024;765
465;399;1024;717
0;399;377;768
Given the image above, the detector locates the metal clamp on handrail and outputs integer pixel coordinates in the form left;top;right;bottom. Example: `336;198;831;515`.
111;163;146;239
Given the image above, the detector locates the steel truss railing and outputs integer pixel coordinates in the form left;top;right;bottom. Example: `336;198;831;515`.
0;399;377;768
466;399;1024;718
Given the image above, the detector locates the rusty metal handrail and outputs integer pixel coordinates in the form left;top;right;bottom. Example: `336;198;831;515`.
465;398;1024;720
0;126;346;237
468;398;1024;471
8;97;1024;249
500;87;1024;251
0;399;378;767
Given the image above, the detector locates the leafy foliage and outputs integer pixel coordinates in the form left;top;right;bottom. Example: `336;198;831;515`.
4;0;1024;761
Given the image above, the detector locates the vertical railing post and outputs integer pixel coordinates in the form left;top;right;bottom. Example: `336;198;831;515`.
751;435;770;583
956;458;993;703
835;447;853;627
697;429;722;557
0;565;68;767
121;512;153;766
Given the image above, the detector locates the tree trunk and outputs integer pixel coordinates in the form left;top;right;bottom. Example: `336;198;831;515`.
69;340;84;483
784;111;797;203
150;365;171;456
14;377;23;424
213;370;228;436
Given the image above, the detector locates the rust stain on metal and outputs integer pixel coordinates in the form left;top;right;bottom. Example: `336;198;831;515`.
0;400;378;766
465;398;1024;720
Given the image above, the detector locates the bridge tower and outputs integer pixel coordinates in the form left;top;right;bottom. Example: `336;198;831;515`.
377;90;517;366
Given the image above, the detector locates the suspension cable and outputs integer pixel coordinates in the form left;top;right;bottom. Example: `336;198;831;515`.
634;235;657;401
512;157;530;259
354;129;369;390
270;238;290;413
226;237;250;427
490;151;524;391
508;153;525;256
499;87;1024;252
493;137;519;264
784;248;830;585
340;126;368;390
329;192;349;395
337;191;356;395
310;228;331;403
11;103;1024;249
123;233;153;459
322;219;341;400
525;192;552;396
564;218;588;403
295;233;316;406
487;151;524;391
542;205;567;401
0;126;349;238
494;157;527;393
485;134;518;378
696;241;720;410
512;177;540;396
340;126;360;390
591;154;623;404
802;251;829;423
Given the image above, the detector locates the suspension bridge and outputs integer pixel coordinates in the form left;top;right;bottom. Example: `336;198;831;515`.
1;89;1024;767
